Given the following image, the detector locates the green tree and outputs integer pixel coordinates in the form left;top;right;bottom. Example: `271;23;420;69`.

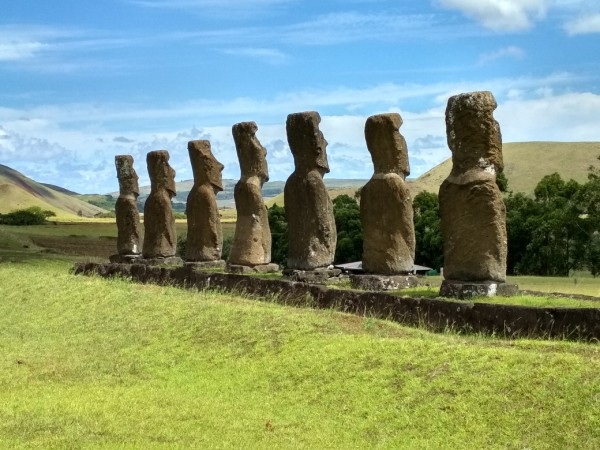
268;204;288;267
506;173;586;276
0;207;53;225
496;170;509;193
332;194;362;263
412;191;443;270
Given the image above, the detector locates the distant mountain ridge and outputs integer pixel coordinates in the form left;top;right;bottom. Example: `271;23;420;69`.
3;142;598;217
126;178;368;211
0;164;106;218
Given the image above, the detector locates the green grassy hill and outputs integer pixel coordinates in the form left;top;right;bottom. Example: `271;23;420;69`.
0;164;106;218
0;257;598;448
410;141;600;195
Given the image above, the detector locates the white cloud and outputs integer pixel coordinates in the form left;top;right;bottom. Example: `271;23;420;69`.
222;47;289;65
564;14;600;35
2;73;600;193
437;0;550;31
497;91;600;142
479;46;526;64
0;40;45;61
283;12;441;45
130;0;289;6
128;0;292;19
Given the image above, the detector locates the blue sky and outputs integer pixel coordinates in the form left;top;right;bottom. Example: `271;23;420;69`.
1;0;600;194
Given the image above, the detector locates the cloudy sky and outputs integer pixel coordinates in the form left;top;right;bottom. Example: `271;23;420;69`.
1;0;600;193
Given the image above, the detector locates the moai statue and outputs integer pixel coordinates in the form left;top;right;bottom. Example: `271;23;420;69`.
185;140;224;264
227;122;278;273
439;91;516;298
360;113;416;275
284;111;337;277
111;155;142;262
142;150;178;261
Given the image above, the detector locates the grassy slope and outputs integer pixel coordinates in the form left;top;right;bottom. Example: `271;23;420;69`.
0;165;106;218
410;141;600;195
0;259;599;448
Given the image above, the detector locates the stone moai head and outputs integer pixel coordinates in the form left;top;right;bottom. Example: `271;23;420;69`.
232;121;269;183
286;111;329;174
188;140;224;192
446;91;503;174
147;150;176;198
365;113;410;178
115;155;140;197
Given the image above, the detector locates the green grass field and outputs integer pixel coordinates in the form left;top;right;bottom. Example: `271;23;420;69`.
1;257;599;448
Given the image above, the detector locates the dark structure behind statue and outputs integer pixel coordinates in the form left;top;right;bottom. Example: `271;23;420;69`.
142;150;177;259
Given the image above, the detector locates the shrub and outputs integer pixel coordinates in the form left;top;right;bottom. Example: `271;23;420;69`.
0;207;54;225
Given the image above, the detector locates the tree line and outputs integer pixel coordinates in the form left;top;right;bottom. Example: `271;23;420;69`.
268;163;600;276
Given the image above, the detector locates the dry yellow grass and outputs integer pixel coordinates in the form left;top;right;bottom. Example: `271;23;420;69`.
409;141;600;195
0;165;106;218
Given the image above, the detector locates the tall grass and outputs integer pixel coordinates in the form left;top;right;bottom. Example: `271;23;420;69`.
1;259;599;448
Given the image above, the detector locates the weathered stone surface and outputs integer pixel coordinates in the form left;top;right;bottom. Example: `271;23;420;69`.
228;121;272;266
361;113;415;274
185;140;224;262
135;256;183;266
109;254;141;263
226;263;279;274
282;268;342;284
142;150;177;258
284;111;336;270
439;91;507;283
349;274;418;291
114;155;142;256
184;259;226;269
440;280;519;299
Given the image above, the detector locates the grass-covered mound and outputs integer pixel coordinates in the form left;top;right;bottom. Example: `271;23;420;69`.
1;259;599;448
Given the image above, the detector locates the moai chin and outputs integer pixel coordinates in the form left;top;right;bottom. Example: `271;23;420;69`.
114;155;142;256
360;113;415;274
228;121;273;266
142;150;177;259
439;91;507;284
185;140;224;262
284;111;336;270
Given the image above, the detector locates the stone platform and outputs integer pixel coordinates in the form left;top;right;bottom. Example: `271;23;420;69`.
226;263;279;274
439;280;519;299
184;259;226;269
109;254;142;264
349;274;418;291
282;267;342;284
127;256;184;266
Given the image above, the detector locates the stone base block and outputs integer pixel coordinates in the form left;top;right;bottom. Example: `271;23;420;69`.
226;263;280;274
349;274;419;291
282;268;342;284
440;280;519;299
135;256;184;266
185;259;227;269
109;254;142;263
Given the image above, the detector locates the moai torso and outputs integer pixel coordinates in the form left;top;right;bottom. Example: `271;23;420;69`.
185;140;224;261
228;122;272;266
142;150;177;258
284;111;336;270
115;155;142;255
439;91;507;282
361;113;415;274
